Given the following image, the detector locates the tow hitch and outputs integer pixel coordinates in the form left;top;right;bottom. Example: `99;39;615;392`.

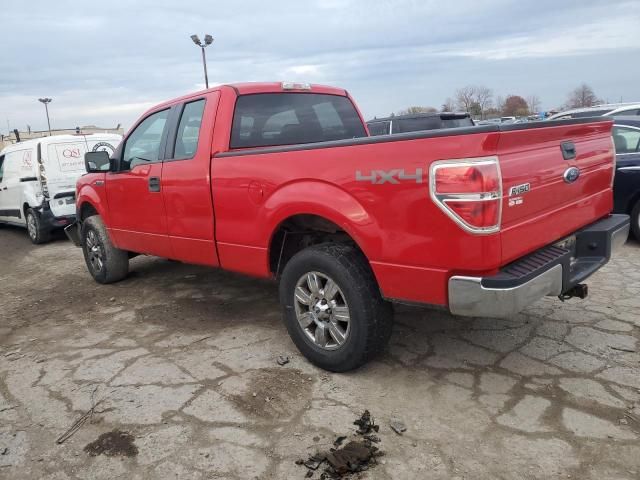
559;284;588;301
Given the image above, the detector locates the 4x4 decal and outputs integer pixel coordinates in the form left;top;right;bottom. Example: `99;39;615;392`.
355;168;424;184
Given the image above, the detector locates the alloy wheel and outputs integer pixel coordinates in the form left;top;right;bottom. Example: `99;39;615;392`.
293;271;350;350
86;230;104;273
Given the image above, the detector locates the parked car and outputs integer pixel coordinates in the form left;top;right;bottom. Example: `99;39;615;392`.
0;134;121;243
547;103;640;120
66;82;628;371
613;117;640;238
367;112;474;136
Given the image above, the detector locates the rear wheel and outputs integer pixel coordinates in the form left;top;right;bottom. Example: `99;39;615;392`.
279;243;393;372
26;208;51;245
81;216;129;284
631;200;640;240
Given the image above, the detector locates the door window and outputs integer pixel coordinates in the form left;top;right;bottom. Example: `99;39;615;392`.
122;109;170;170
0;155;4;183
173;99;206;159
613;126;640;154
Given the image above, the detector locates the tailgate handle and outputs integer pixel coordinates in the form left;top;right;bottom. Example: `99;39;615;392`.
561;141;576;160
148;176;161;192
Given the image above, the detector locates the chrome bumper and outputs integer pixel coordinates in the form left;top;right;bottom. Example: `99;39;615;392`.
448;214;629;318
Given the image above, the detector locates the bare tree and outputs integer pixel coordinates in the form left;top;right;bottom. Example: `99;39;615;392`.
441;97;456;112
565;84;602;109
495;95;505;115
455;86;476;113
527;95;541;114
475;86;493;119
397;106;438;115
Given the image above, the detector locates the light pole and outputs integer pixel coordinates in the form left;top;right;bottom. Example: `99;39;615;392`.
38;98;52;135
190;34;214;89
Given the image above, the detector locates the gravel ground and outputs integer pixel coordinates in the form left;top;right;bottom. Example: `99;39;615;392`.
0;224;639;479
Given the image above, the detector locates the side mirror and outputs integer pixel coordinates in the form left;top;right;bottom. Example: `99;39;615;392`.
84;151;111;173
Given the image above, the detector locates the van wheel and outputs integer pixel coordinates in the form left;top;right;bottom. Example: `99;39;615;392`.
631;200;640;240
81;216;129;284
26;209;51;244
279;243;393;372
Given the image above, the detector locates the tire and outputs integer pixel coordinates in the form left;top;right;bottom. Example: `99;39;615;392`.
81;216;129;284
631;200;640;241
26;208;51;245
279;243;393;372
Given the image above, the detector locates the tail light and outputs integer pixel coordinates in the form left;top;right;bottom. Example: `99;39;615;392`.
429;156;502;234
610;137;617;188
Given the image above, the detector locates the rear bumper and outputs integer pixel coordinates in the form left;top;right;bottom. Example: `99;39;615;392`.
448;214;630;318
37;202;75;230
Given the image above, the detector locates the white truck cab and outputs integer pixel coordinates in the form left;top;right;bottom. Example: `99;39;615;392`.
0;134;121;243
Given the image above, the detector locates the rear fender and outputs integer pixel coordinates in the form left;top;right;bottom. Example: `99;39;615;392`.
263;180;381;261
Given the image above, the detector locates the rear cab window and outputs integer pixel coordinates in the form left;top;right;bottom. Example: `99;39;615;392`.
230;93;366;149
172;99;206;159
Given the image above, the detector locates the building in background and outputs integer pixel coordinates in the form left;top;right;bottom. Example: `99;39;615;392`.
0;125;124;150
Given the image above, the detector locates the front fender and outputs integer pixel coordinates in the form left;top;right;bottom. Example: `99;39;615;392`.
262;180;382;260
76;174;110;224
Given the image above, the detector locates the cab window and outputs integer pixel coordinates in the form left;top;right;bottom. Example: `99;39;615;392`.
613;126;640;154
173;99;206;159
230;93;366;149
121;109;170;170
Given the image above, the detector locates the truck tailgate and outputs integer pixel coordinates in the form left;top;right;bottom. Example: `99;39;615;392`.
498;119;615;265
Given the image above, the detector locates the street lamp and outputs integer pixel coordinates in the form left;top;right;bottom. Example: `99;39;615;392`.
38;98;52;135
190;34;214;89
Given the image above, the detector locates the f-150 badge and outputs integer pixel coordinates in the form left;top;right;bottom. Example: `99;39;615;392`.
508;183;530;196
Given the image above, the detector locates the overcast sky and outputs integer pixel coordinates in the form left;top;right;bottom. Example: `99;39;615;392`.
1;0;639;133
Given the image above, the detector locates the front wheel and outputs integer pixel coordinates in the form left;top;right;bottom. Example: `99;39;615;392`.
26;208;51;245
279;243;393;372
81;216;129;284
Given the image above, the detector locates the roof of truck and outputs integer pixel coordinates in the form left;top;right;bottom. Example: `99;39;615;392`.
151;82;349;111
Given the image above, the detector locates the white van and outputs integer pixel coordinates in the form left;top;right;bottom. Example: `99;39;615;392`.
0;134;122;244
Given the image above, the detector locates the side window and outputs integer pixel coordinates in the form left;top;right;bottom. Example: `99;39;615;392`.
612;109;640;117
173;99;206;159
367;121;391;136
0;155;4;183
613;127;640;154
122;109;169;170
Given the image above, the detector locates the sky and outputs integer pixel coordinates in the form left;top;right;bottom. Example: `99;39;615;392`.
1;0;639;133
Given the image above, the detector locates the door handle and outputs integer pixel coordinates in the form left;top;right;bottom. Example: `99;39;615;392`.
1;186;7;191
561;141;576;160
148;176;161;192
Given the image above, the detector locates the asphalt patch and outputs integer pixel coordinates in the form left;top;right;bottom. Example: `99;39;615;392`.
84;430;138;457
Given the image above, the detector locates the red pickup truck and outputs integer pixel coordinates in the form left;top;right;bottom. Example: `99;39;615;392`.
67;82;629;371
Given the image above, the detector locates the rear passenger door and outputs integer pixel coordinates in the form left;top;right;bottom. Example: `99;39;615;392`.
161;92;220;266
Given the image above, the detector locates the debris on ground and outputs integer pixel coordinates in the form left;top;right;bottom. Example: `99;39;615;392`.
84;430;138;457
1;447;8;455
277;355;290;366
56;386;105;444
389;419;407;435
333;436;347;448
297;410;384;478
353;410;378;435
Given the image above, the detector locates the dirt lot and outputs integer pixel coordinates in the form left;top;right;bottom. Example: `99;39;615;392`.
1;225;639;480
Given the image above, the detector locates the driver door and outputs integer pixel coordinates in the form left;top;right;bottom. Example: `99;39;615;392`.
105;108;173;257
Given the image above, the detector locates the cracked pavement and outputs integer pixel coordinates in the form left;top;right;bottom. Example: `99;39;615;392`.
0;225;639;479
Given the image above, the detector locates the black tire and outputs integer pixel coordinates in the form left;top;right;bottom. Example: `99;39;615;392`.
26;208;51;245
631;200;640;241
81;216;129;284
279;243;393;372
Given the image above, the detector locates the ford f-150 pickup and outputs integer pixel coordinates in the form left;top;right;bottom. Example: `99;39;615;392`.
67;82;630;372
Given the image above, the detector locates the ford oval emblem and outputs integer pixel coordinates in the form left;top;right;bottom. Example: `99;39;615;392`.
563;167;580;183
